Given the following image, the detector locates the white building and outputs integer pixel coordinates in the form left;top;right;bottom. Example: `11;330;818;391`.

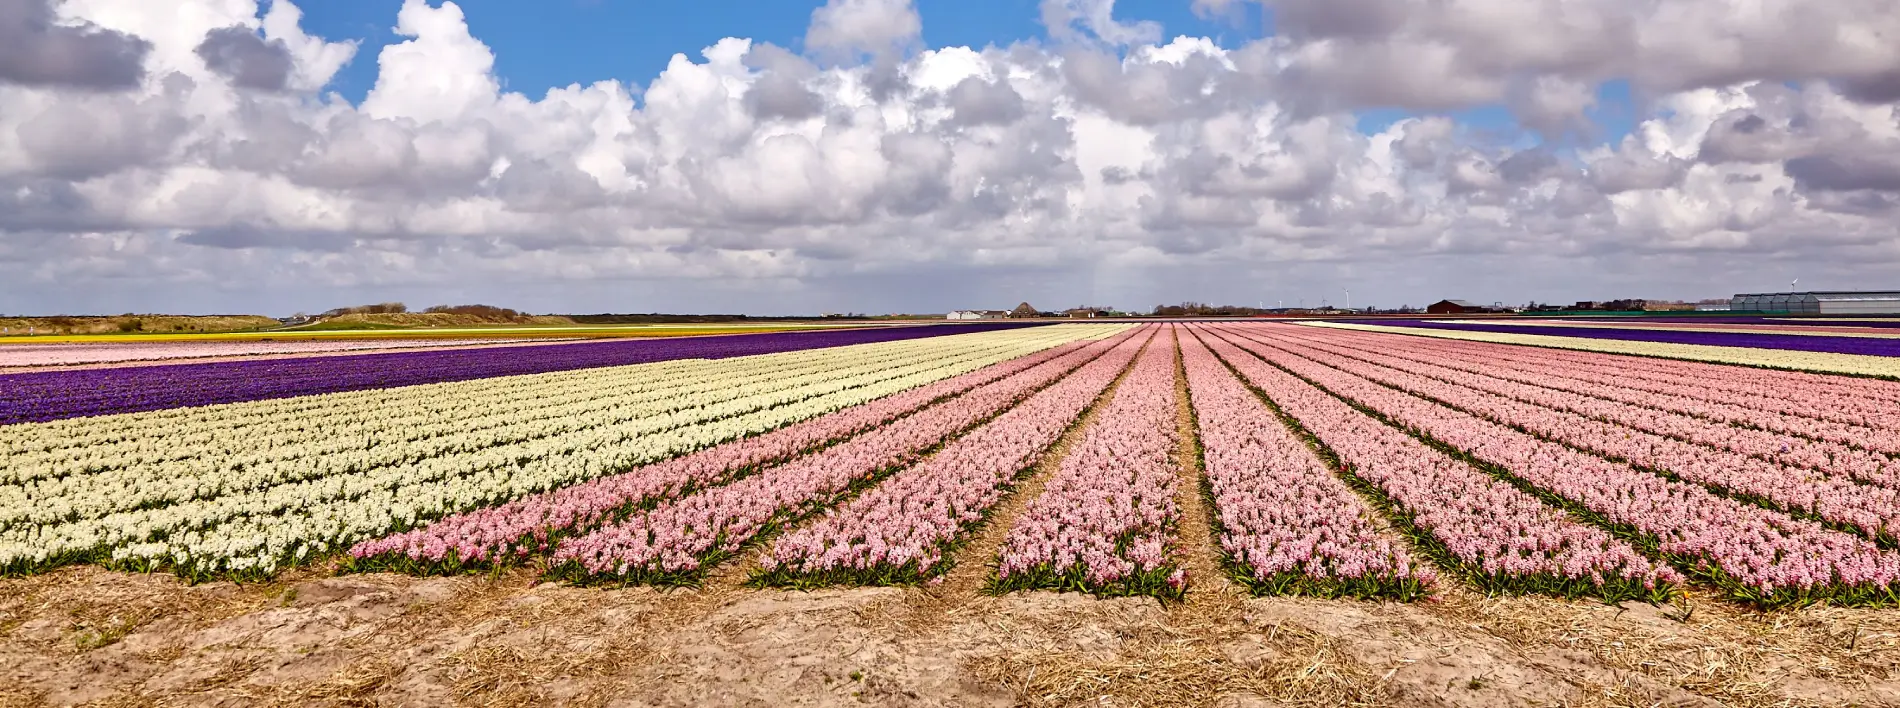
946;310;1009;320
1731;291;1900;315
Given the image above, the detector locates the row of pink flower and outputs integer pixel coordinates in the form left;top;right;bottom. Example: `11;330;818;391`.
548;328;1157;581
348;334;1130;569
1326;328;1900;457
1178;328;1434;598
1289;329;1900;493
1352;328;1900;437
757;329;1157;583
1275;331;1900;543
1192;326;1679;599
1229;325;1900;605
1442;326;1900;406
994;326;1185;596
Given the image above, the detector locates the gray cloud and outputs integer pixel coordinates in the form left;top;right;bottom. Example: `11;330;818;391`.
0;0;151;89
743;43;823;120
944;76;1025;127
1589;146;1688;194
196;25;294;91
175;223;355;251
1496;148;1563;184
14;84;196;179
1786;153;1900;193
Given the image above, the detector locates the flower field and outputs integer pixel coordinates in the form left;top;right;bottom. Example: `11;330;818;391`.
4;319;1899;609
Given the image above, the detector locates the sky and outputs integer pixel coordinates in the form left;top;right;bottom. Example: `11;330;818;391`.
1;0;1898;315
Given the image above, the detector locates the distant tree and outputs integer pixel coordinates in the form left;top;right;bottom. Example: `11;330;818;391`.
424;304;526;320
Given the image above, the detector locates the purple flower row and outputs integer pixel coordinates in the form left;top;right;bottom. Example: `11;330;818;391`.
756;328;1157;586
1178;328;1434;599
1289;328;1900;491
1604;316;1900;329
0;323;1048;426
1272;331;1900;543
546;328;1151;583
1227;325;1900;607
993;326;1186;598
1375;319;1900;358
1195;326;1680;601
0;339;549;368
344;336;1117;572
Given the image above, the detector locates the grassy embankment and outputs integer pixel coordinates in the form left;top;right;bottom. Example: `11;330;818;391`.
0;315;279;338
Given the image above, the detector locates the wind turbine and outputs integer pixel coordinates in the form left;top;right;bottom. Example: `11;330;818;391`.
1791;277;1799;293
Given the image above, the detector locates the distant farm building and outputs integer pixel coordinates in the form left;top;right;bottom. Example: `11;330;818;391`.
1426;299;1492;315
946;310;1010;320
1731;291;1900;315
1064;308;1109;318
1010;302;1041;318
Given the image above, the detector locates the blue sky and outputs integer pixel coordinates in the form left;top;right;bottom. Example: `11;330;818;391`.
300;0;1263;99
294;0;1628;146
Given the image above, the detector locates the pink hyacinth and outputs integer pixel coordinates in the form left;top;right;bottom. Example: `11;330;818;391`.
1217;323;1900;605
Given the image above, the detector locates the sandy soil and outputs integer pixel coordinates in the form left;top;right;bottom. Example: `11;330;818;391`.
2;566;1896;707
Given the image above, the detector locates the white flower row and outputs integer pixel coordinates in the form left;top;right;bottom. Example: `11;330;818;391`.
1301;322;1900;379
0;326;1115;576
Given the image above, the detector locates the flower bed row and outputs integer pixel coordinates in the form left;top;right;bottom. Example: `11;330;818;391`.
1287;328;1900;488
754;329;1156;588
990;326;1186;598
546;327;1158;585
1374;319;1900;358
0;328;1110;579
1227;324;1900;607
349;328;1135;573
1308;326;1900;445
0;322;1050;425
1178;328;1434;599
1192;326;1679;601
1267;329;1900;543
1304;322;1900;380
0;338;558;368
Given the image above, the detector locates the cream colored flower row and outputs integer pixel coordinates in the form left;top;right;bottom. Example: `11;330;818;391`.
3;331;1054;486
0;340;1038;528
0;326;1125;575
1301;322;1900;379
4;333;1032;475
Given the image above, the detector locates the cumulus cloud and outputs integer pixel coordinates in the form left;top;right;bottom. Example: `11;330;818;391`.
804;0;922;58
1;0;1899;315
0;0;151;89
195;25;293;92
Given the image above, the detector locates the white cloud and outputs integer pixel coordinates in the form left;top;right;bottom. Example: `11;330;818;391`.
1041;0;1163;47
804;0;922;59
0;0;1897;316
